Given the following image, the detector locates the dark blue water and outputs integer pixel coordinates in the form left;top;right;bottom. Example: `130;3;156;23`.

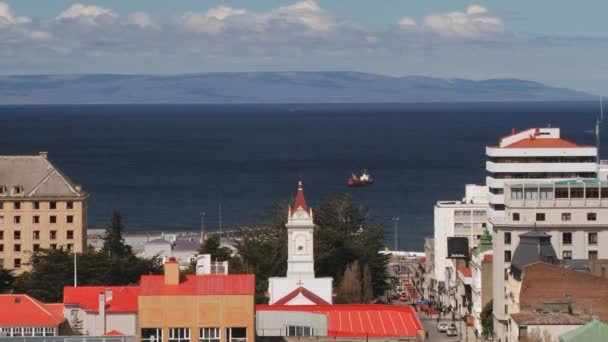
0;102;602;250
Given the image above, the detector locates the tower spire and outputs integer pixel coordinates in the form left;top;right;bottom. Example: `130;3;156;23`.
291;180;309;214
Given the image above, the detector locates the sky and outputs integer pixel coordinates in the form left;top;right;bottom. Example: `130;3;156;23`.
1;0;608;95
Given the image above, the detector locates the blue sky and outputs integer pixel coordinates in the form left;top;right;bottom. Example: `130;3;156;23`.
1;1;608;94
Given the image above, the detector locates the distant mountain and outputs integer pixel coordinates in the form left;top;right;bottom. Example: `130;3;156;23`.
0;72;595;104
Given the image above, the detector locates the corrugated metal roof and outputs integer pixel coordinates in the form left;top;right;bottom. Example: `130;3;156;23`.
0;295;64;326
63;286;140;313
257;304;423;338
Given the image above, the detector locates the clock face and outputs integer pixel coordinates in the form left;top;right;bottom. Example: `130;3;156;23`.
295;210;307;218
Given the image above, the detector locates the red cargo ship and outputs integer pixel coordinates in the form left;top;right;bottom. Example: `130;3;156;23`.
347;169;374;187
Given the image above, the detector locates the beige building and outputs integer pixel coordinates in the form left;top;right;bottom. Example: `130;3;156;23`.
138;258;255;342
0;152;87;272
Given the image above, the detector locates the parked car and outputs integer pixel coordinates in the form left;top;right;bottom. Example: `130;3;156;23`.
437;322;449;332
446;327;458;336
399;295;408;302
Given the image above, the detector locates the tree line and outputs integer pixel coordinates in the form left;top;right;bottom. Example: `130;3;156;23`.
1;194;390;305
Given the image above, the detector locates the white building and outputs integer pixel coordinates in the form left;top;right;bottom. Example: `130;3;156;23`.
268;182;333;305
492;179;608;340
470;231;493;335
433;184;488;305
485;127;598;217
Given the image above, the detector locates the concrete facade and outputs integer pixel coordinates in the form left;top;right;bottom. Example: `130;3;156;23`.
0;153;88;273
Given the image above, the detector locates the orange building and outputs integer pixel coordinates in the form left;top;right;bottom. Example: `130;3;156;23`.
138;258;255;342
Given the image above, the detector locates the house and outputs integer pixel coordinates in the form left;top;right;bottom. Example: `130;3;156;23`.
0;294;64;337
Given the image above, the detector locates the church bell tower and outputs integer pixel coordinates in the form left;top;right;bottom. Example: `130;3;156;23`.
286;181;315;278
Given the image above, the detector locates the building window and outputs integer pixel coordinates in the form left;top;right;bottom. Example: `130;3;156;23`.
286;326;313;336
586;187;599;198
511;189;523;199
67;244;73;251
67;230;74;240
141;329;163;342
505;250;512;262
563;232;573;245
0;231;3;240
67;215;74;224
200;328;221;342
33;215;40;224
33;244;39;252
33;327;44;336
0;244;3;252
14;231;20;240
168;328;190;342
540;188;553;199
589;251;598;260
12;186;23;195
14;258;21;268
50;231;57;240
0;216;3;224
226;328;247;342
589;232;598;245
33;230;40;240
50;202;57;210
555;188;569;198
33;201;39;210
562;213;571;221
571;188;584;198
0;187;5;196
50;216;56;224
12;327;22;336
50;244;57;250
13;202;20;210
536;213;545;221
67;201;74;209
14;216;20;224
512;213;520;221
13;244;20;252
0;202;3;209
505;232;512;245
588;213;597;221
563;251;573;260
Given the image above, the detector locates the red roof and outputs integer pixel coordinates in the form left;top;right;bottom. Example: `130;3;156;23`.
458;267;472;278
290;181;309;215
139;274;255;296
257;304;423;338
273;286;330;305
63;286;140;313
0;295;64;327
104;330;125;336
503;138;582;148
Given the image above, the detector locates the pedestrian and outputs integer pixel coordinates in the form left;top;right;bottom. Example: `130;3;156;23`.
425;331;429;340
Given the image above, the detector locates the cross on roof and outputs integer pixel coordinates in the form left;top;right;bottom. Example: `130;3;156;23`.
296;279;304;287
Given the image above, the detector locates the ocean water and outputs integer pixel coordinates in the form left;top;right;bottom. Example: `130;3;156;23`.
0;102;603;251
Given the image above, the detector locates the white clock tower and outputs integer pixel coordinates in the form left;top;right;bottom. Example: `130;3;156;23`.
286;181;316;278
268;181;333;305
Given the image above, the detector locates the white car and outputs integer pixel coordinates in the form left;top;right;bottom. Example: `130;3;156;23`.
446;327;458;336
437;322;449;332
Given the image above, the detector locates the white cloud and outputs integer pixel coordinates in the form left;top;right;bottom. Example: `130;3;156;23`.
179;6;247;34
128;12;159;29
57;4;117;24
270;0;333;31
398;17;417;27
0;1;30;25
422;4;503;38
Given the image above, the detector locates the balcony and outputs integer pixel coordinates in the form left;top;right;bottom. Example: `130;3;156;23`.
486;161;598;174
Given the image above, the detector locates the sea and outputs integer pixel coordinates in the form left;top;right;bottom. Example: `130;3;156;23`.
0;102;603;251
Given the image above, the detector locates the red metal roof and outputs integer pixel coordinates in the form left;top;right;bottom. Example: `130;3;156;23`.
104;330;125;336
139;274;255;296
0;295;64;327
290;181;309;215
273;286;330;305
458;267;472;278
63;286;140;313
257;304;423;338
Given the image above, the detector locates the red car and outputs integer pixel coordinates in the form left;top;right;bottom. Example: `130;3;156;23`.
399;295;408;302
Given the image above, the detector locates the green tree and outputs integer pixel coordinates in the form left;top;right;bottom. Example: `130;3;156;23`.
199;233;234;261
480;300;493;338
102;210;132;258
362;264;374;303
69;315;84;335
0;268;15;293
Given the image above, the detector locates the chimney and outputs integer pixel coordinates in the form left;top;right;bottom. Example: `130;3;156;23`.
164;257;180;285
98;292;106;335
38;151;48;159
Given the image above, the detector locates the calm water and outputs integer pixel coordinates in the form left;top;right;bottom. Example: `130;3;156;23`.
0;102;602;250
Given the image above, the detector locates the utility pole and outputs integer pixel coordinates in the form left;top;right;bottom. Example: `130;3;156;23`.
74;249;77;287
392;217;400;253
200;211;205;244
219;202;222;238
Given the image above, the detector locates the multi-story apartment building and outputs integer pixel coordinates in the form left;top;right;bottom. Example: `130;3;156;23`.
469;230;492;335
492;179;608;339
433;184;488;305
486;127;598;217
0;152;87;272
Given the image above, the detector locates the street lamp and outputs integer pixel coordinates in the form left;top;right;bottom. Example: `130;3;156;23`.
392;217;400;253
200;211;206;244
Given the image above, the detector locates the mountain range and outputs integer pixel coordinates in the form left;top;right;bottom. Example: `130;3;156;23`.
0;72;595;104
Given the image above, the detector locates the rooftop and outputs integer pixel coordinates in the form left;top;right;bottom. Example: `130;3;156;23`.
139;274;255;296
560;319;608;342
0;153;86;198
511;311;592;325
0;295;64;327
256;304;423;338
63;286;140;313
273;286;330;305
